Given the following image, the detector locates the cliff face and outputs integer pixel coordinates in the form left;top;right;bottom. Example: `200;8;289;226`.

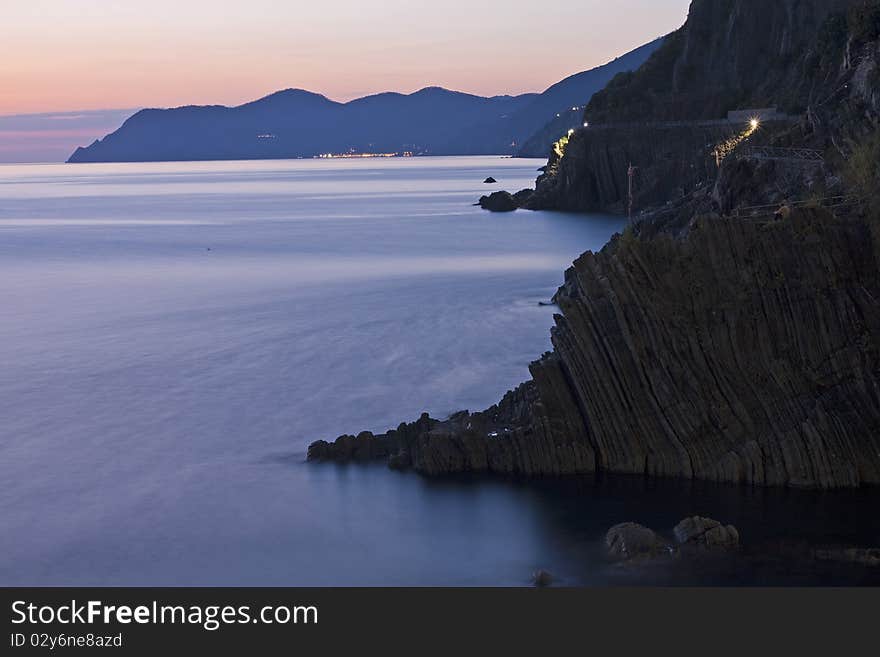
550;209;880;487
311;209;880;488
528;0;863;214
585;0;853;123
309;1;880;489
527;122;773;213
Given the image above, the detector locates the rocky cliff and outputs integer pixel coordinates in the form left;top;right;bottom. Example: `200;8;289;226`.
528;0;868;214
311;208;880;488
309;0;880;489
584;0;855;124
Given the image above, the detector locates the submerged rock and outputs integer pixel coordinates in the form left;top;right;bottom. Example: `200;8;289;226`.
606;523;670;561
674;517;740;549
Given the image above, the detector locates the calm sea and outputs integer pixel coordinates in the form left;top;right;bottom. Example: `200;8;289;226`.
1;157;877;586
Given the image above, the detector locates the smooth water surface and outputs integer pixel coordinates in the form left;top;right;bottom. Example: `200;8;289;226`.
1;157;877;586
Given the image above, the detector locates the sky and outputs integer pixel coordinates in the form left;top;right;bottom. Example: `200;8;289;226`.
0;0;691;162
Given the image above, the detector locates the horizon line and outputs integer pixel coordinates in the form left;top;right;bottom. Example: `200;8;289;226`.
3;34;667;119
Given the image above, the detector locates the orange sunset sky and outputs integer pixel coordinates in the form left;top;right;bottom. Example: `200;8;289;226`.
1;0;690;114
0;0;690;161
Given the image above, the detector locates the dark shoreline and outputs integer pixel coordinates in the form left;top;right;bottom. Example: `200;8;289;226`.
302;461;880;585
309;208;880;491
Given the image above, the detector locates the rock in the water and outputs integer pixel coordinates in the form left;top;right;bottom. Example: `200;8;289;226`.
306;440;332;461
674;517;740;549
478;191;518;212
606;523;670;561
477;188;536;212
531;570;553;587
306;431;392;463
483;177;497;184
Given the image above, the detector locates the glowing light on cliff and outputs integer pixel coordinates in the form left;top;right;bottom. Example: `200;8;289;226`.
714;120;761;167
552;134;571;159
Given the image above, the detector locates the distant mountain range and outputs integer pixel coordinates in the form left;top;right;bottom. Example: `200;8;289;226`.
67;38;664;163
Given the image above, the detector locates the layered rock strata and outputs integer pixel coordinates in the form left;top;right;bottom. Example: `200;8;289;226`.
311;208;880;488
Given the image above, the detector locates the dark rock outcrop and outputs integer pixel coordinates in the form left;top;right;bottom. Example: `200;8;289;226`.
310;365;596;477
307;430;392;462
674;517;740;549
606;517;739;562
483;177;497;184
477;189;535;212
606;523;671;561
478;191;518;212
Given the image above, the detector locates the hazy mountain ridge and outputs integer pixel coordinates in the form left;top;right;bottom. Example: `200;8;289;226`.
67;42;662;163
